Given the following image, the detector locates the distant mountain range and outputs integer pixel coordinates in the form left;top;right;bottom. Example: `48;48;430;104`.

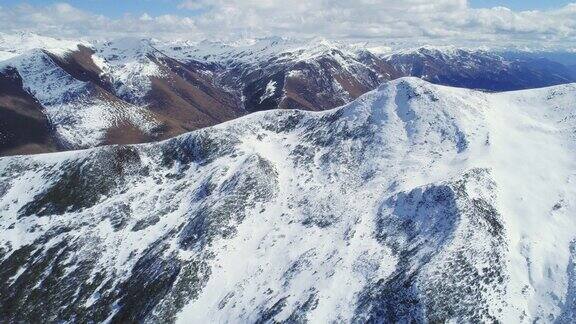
386;46;576;91
1;32;575;156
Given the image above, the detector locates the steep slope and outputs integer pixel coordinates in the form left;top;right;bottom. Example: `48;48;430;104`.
386;46;576;91
162;37;399;112
0;31;84;62
1;78;575;322
0;67;58;155
1;50;160;149
1;35;395;156
0;35;246;156
3;33;576;157
92;39;244;137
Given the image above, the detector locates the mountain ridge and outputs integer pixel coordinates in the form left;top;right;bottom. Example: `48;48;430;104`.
1;32;576;157
1;78;575;322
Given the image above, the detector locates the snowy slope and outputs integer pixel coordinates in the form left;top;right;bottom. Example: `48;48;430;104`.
0;34;397;155
1;77;575;322
91;38;167;103
157;37;361;64
3;32;576;157
154;36;399;112
0;31;84;62
0;50;158;148
0;33;164;151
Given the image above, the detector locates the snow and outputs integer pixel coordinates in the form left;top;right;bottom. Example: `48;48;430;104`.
1;48;158;148
259;80;277;103
287;69;304;78
170;80;576;322
1;33;576;322
366;45;393;55
0;33;166;149
0;31;84;62
0;51;18;62
91;38;166;102
175;79;576;322
484;85;576;321
155;36;363;67
1;62;576;320
174;126;397;323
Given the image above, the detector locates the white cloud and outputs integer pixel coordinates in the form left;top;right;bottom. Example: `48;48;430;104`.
1;1;576;48
0;3;200;39
178;0;210;10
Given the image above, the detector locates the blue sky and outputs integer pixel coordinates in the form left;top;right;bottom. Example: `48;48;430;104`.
1;0;572;18
1;0;185;17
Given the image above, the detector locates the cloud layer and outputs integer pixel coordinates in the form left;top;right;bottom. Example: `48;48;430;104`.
1;1;575;48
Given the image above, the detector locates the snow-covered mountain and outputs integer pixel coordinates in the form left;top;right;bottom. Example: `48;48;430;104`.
386;46;576;91
1;77;575;322
0;32;85;62
0;33;245;156
157;37;399;112
0;34;398;156
1;32;576;157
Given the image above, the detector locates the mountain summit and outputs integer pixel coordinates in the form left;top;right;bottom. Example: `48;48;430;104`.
1;78;575;323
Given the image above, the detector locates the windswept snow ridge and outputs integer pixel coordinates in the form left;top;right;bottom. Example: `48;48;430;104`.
1;78;576;323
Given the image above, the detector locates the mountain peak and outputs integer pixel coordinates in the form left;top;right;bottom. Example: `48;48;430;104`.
0;31;83;58
2;80;576;322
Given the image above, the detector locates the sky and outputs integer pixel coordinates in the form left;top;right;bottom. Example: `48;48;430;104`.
1;0;572;17
470;0;571;10
1;1;575;49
